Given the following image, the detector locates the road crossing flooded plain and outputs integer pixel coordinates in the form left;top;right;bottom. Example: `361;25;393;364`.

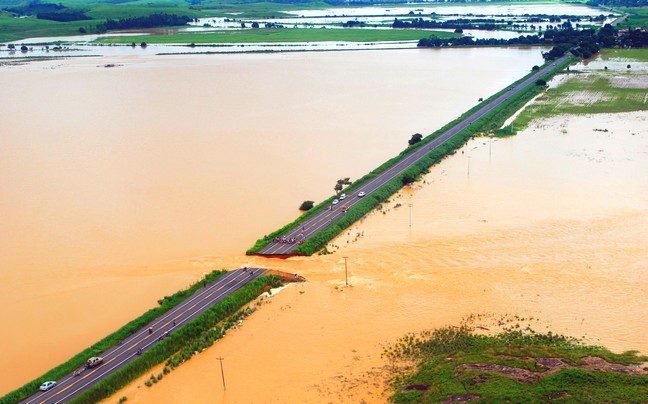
2;48;646;402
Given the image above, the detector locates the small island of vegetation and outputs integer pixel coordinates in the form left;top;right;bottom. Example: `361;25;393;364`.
384;316;648;403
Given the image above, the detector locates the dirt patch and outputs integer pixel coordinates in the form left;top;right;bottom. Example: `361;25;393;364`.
456;363;538;383
608;74;648;89
535;357;571;375
582;356;647;376
456;356;646;385
403;384;429;391
443;393;481;403
562;91;612;105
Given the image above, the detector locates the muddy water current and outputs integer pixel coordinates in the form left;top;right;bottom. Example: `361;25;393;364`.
1;48;646;401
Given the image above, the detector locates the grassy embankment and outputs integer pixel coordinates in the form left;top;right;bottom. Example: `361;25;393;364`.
92;28;457;45
384;317;648;403
615;7;648;30
247;56;574;256
0;271;282;404
68;274;282;404
511;49;648;131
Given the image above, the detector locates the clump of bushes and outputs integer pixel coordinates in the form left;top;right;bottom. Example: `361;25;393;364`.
299;200;314;211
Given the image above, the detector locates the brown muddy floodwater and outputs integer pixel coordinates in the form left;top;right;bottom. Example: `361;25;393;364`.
110;111;648;404
1;48;646;401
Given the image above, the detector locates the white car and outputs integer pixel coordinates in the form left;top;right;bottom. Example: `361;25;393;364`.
339;194;346;200
332;199;339;205
40;381;57;391
358;192;366;198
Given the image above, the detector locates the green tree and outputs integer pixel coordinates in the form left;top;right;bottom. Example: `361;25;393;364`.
402;172;416;185
535;79;547;86
299;200;314;211
408;133;423;146
334;177;352;195
251;22;259;28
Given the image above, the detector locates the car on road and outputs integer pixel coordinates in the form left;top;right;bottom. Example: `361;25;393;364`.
86;356;104;368
40;381;57;391
358;192;366;198
332;199;339;205
339;193;346;200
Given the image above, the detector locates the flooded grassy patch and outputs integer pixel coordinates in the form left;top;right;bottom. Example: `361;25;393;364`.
384;316;648;404
513;70;648;130
600;48;648;63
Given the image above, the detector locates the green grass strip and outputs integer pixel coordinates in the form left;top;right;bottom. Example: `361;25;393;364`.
599;48;648;62
1;270;229;404
92;28;457;45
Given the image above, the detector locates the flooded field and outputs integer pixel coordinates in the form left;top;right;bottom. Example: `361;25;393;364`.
110;109;648;403
2;47;647;402
0;47;546;394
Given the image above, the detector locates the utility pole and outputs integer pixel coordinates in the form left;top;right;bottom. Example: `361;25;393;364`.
489;134;493;161
467;155;471;178
408;203;413;229
343;256;349;286
216;357;226;391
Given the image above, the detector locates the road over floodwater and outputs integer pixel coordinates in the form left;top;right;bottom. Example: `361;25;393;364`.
21;267;266;404
258;54;570;256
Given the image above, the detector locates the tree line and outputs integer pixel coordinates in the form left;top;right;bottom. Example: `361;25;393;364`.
418;23;648;60
393;14;610;31
96;13;192;32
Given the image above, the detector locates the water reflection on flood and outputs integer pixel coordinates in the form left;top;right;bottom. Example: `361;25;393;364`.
1;41;423;59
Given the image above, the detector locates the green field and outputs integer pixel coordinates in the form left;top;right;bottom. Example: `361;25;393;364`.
600;47;648;62
1;0;603;43
617;7;648;29
0;12;95;42
385;318;648;403
512;68;648;130
93;27;456;44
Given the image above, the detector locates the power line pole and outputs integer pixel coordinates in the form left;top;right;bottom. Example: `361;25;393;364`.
408;203;413;229
343;256;349;286
216;357;226;391
489;134;493;161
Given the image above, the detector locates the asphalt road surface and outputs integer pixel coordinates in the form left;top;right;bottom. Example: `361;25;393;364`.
22;267;266;404
258;55;570;256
